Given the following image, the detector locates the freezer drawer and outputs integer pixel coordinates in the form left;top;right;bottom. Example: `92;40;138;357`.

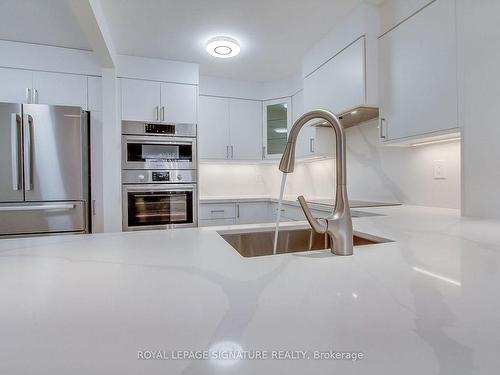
0;201;86;235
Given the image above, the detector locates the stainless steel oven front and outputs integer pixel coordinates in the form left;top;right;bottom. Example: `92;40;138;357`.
122;135;197;170
122;183;197;231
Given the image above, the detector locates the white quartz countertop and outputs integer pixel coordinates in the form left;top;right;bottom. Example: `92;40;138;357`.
1;205;499;374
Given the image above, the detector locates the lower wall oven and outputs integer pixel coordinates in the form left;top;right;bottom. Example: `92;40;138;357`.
122;170;197;231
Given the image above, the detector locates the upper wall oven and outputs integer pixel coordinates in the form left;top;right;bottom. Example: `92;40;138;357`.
121;121;197;170
122;135;196;170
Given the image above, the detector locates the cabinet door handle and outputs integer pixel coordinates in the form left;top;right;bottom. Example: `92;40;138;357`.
34;89;39;104
161;106;165;121
231;145;234;159
211;209;225;213
236;204;240;218
262;146;266;159
155;106;159;121
25;88;31;103
379;118;387;140
309;137;315;153
226;145;229;160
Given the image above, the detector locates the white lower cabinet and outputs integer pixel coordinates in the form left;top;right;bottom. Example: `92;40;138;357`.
199;202;270;226
199;201;332;227
235;202;270;224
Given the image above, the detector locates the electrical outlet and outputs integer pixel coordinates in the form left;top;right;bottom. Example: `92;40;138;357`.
433;160;446;179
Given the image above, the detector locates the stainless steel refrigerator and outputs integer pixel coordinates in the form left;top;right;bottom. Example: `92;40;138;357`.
0;103;89;237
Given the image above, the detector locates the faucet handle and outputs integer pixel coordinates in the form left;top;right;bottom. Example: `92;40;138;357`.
298;196;327;234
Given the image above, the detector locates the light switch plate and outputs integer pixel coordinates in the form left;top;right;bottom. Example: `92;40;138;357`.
433;160;446;179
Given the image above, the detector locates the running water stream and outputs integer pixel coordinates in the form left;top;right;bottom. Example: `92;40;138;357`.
273;173;288;254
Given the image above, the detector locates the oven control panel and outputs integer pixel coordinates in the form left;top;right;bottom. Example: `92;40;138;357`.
122;170;197;184
145;123;175;134
152;172;170;182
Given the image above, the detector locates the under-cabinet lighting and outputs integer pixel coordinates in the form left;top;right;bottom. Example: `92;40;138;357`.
412;266;461;286
410;137;461;147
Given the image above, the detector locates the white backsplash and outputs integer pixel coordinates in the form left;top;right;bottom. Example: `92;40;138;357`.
199;122;461;209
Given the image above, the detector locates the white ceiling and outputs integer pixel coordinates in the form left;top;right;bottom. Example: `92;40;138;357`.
0;0;374;82
0;0;91;50
103;0;367;81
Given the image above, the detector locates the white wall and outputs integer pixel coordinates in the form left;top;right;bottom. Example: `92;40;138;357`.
200;121;461;209
460;0;500;219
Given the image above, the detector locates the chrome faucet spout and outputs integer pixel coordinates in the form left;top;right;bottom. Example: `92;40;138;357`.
279;109;353;256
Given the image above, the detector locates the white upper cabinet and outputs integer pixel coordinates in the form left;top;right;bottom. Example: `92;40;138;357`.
292;90;316;158
121;78;197;123
121;78;161;121
0;67;32;103
32;71;87;108
198;95;230;159
262;98;292;159
229;99;262;160
160;83;197;124
378;0;458;141
304;38;366;114
198;96;262;160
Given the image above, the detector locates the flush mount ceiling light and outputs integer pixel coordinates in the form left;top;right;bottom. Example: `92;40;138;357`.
206;36;240;58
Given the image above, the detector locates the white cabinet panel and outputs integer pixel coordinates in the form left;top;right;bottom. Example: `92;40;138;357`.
90;111;104;233
198;96;230;159
236;202;270;224
379;0;458;141
292;90;317;157
121;78;160;121
304;38;365;114
0;67;32;103
87;76;102;111
229;99;262;160
161;82;197;123
32;71;87;108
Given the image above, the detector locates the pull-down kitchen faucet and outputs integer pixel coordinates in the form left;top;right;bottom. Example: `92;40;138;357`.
279;109;353;256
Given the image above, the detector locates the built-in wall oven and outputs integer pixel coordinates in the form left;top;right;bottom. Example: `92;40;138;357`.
122;121;197;231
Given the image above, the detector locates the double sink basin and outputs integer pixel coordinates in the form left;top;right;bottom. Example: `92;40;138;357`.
219;227;392;257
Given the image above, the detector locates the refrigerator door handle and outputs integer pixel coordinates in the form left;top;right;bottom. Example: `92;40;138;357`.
24;114;33;191
11;113;21;190
0;204;76;212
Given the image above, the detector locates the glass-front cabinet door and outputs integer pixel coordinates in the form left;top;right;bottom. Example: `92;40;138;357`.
262;98;292;158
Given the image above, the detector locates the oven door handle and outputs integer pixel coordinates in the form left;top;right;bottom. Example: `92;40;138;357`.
123;184;197;192
124;136;195;145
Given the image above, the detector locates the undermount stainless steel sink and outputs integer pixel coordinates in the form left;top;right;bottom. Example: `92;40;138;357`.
219;228;392;257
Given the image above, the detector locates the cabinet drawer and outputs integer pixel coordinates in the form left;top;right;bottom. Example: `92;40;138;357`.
199;203;236;220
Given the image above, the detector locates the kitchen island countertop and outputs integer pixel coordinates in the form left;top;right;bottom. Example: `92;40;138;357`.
0;205;498;374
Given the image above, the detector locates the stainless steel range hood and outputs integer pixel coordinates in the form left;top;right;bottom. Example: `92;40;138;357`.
313;105;379;128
